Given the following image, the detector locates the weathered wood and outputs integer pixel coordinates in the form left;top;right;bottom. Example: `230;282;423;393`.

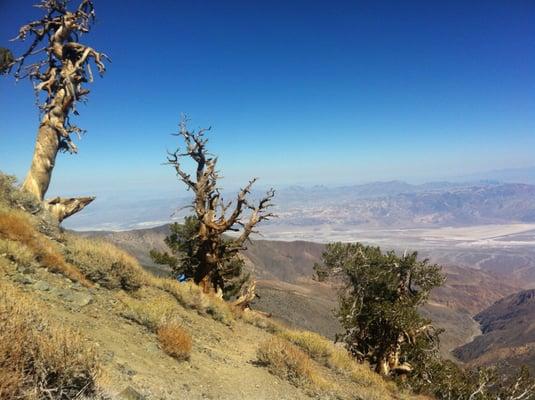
45;196;95;222
167;117;275;293
11;0;108;219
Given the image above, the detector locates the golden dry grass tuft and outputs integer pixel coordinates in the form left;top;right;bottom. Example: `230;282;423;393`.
116;288;180;331
279;329;407;399
157;321;192;361
257;337;331;392
0;209;91;286
240;309;285;334
0;238;35;267
66;235;149;291
151;277;235;325
0;282;101;399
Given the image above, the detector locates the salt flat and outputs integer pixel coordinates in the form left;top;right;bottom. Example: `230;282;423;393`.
259;223;535;249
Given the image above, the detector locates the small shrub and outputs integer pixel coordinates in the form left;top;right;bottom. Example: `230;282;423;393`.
0;173;41;213
152;277;235;325
256;337;329;390
0;238;35;267
116;289;178;331
241;309;284;334
157;321;192;361
0;282;101;399
66;235;148;290
280;329;390;391
280;330;332;360
0;209;91;286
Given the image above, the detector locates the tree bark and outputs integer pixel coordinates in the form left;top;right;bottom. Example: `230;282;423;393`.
22;123;59;200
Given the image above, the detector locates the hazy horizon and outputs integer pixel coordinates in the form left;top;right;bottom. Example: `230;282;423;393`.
1;0;534;197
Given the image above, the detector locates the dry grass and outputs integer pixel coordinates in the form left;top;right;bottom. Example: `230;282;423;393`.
157;321;192;361
0;237;35;267
151;277;235;325
0;209;91;286
0;173;41;212
257;337;331;391
279;329;401;399
0;282;101;399
66;235;149;291
116;288;179;331
240;309;285;334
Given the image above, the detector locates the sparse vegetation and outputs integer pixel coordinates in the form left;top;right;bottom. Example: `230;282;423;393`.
0;282;101;399
257;337;330;391
158;321;193;361
66;235;148;290
279;329;404;398
240;309;285;334
0;173;41;213
0;238;35;267
152;277;236;324
0;207;91;286
116;288;179;331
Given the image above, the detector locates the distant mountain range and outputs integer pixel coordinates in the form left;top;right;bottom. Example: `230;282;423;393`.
267;182;535;229
66;180;535;232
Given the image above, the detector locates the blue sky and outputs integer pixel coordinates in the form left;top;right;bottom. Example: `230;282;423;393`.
1;0;534;198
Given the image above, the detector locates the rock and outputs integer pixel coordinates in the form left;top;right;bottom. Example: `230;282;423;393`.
33;280;51;291
54;289;93;307
13;273;35;285
117;363;137;377
102;350;115;363
17;265;34;274
117;386;145;400
70;292;93;307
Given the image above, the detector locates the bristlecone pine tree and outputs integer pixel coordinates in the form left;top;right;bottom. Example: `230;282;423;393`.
150;216;251;300
314;242;445;376
154;117;275;296
9;0;109;221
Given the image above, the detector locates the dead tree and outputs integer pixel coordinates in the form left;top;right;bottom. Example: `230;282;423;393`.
167;117;275;294
9;0;108;222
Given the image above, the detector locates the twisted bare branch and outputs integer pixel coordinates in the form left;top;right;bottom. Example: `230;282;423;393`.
167;116;276;291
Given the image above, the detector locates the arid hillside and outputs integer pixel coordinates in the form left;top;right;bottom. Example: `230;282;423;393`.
454;289;535;373
0;175;420;400
83;224;521;359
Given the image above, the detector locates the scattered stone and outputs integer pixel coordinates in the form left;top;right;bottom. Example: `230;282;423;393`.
117;386;146;400
33;280;51;291
70;292;93;307
13;273;35;285
118;363;137;377
101;350;115;363
54;289;93;307
17;265;34;274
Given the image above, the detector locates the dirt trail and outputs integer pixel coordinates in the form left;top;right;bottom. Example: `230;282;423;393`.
6;265;313;400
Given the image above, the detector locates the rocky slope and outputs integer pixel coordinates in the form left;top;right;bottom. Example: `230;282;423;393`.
454;289;535;372
0;178;418;400
83;224;521;359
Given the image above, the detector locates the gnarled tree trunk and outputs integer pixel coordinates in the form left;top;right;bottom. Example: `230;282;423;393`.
11;0;107;222
22;124;60;201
